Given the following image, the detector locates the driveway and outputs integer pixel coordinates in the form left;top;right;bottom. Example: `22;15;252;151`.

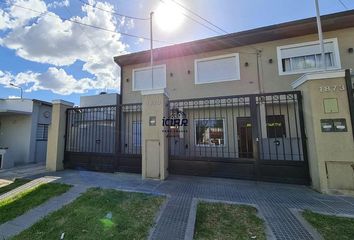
4;169;354;240
0;163;47;183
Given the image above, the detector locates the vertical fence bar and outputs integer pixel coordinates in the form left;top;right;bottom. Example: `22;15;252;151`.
297;92;309;180
345;69;354;140
285;95;294;160
250;95;260;179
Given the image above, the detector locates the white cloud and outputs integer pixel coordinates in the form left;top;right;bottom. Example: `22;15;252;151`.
8;95;21;99
48;0;70;8
0;67;110;95
0;0;47;30
0;0;127;95
119;16;134;30
135;37;144;45
0;9;11;30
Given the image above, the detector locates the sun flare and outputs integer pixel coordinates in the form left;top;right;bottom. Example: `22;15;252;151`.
155;1;185;32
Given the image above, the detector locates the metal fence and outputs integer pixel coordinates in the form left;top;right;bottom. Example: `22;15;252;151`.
168;95;251;160
168;92;305;161
64;103;142;173
65;105;117;154
168;91;309;183
120;103;142;155
345;69;354;139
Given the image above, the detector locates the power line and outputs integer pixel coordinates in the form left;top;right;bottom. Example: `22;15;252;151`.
159;0;224;35
162;0;259;52
2;2;175;45
159;0;259;52
170;0;229;34
337;0;349;9
76;0;149;21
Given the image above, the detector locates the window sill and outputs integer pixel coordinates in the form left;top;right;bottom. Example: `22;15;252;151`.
195;78;240;85
278;66;341;76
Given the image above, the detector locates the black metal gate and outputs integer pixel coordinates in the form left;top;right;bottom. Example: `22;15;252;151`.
168;91;310;184
345;69;354;139
64;103;142;173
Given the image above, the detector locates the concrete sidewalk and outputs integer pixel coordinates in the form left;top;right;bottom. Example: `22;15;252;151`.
2;169;354;240
0;163;48;181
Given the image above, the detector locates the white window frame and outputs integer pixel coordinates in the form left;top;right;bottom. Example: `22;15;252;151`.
132;64;167;91
194;118;226;147
194;53;240;84
276;38;341;76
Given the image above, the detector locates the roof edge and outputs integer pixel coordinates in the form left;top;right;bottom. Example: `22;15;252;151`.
114;9;354;67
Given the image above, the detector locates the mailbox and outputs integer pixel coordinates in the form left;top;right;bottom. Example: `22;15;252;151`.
321;118;347;132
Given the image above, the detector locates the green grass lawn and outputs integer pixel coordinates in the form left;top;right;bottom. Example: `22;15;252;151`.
0;178;31;195
13;188;165;240
194;202;266;240
0;182;71;224
302;210;354;240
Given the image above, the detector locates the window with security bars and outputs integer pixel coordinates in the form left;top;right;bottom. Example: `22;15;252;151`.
195;119;225;146
36;124;49;141
266;115;286;138
132;121;142;146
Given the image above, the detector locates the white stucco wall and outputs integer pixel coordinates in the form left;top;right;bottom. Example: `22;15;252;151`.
0;99;33;113
0;100;52;167
80;93;119;107
0;114;32;166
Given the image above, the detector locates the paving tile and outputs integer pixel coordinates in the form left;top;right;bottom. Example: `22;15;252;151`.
3;170;354;240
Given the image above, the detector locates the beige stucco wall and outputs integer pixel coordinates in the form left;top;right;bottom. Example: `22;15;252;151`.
121;27;354;104
141;93;168;180
46;101;74;171
296;76;354;194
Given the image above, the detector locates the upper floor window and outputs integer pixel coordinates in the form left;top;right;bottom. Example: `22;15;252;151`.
195;53;240;84
277;38;341;75
132;65;166;91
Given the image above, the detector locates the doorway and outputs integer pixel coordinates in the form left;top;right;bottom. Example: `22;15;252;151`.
237;117;253;158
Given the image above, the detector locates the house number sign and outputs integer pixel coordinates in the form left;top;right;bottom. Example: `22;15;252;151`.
319;85;345;93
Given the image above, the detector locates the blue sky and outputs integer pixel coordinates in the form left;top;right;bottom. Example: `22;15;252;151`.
0;0;353;105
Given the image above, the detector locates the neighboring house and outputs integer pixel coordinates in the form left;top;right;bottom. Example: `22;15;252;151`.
80;92;119;107
0;99;52;169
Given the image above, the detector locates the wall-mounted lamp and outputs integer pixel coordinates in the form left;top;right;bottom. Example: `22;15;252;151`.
268;59;273;64
187;70;191;74
170;72;173;77
126;78;129;82
244;62;249;67
149;116;156;126
348;48;353;53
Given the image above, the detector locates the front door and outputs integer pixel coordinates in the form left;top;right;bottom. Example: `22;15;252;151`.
237;117;253;158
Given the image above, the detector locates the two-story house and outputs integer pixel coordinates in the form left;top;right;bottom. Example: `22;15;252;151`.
109;10;354;185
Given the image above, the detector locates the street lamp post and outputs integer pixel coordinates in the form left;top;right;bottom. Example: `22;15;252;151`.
9;83;23;99
314;0;326;70
150;11;154;89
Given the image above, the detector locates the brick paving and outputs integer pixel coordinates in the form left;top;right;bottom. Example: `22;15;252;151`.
1;170;354;240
